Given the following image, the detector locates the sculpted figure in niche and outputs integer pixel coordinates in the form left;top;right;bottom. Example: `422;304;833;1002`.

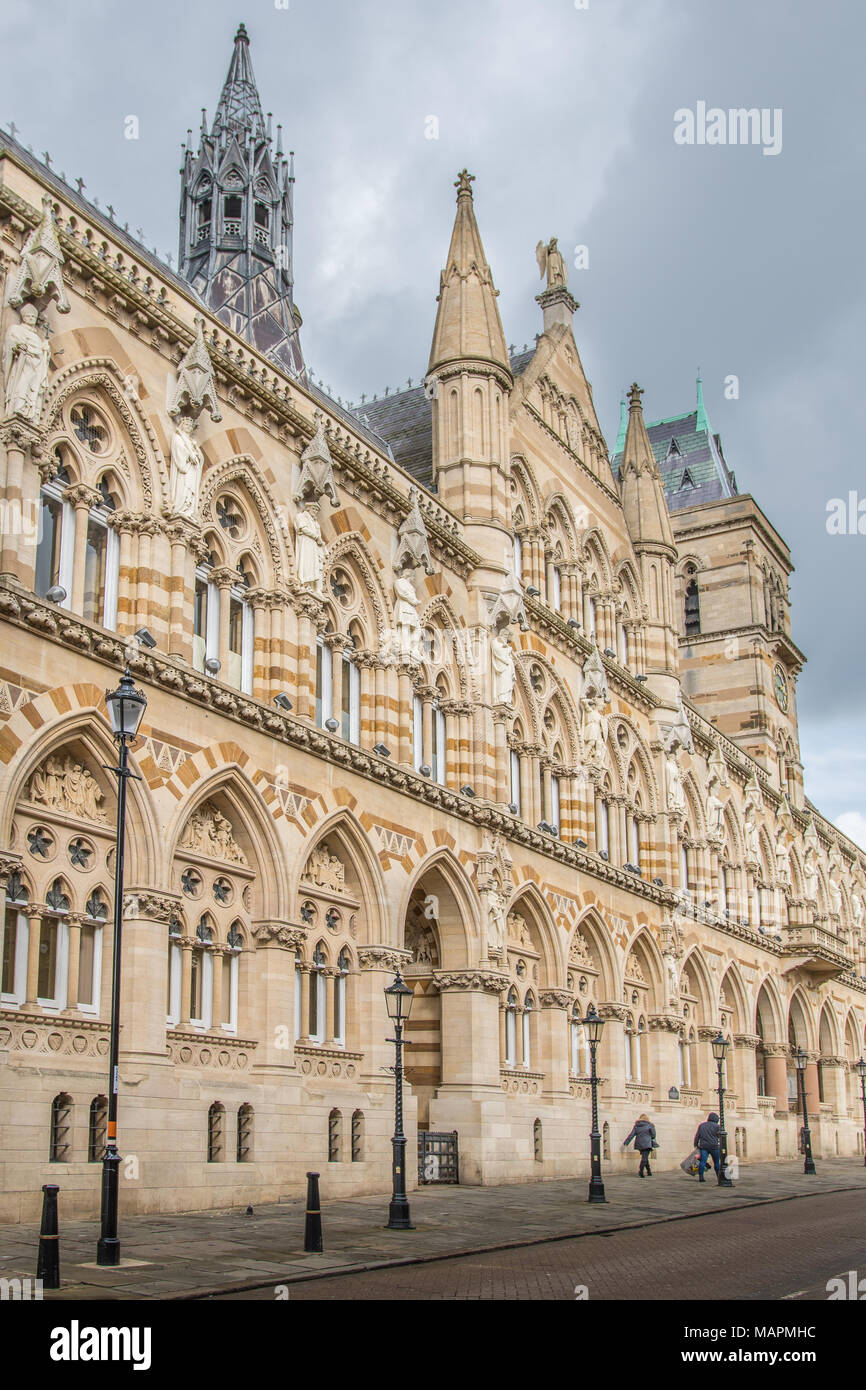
743;801;760;863
168;415;206;518
295;502;325;594
491;630;516;705
305;843;345;894
581;691;608;768
6;195;71;314
803;843;819;902
27;754;106;822
3;303;50;422
774;827;790;885
485;888;508;957
705;773;724;841
393;572;423;662
665;749;686;816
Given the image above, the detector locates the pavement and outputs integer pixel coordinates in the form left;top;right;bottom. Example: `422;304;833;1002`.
2;1158;864;1301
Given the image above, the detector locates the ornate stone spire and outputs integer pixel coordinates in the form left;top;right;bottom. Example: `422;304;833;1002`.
427;170;511;376
178;24;303;378
619;383;676;551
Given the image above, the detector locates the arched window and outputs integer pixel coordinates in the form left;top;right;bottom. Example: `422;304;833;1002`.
193;553;219;674
625;1014;635;1082
628;814;642;870
684;572;701;637
550;774;561;834
223;194;243;233
237;1104;253;1162
334;948;350;1047
596;793;610;858
315;635;332;729
50;1093;72;1162
340;641;361;745
512;533;523;584
586;595;597;635
680;841;690;894
190;916;215;1028
39;878;70;1007
432;694;447;786
77;889;107;1013
227;565;254;694
35;464;73;605
351;1109;364;1162
221;923;243;1032
308;943;327;1044
522;993;534;1069
207;1102;225;1162
328;1108;342;1162
510;748;522;815
533;1117;543;1162
2;869;29;1004
551;565;562;610
88;1095;107;1161
166;919;182;1025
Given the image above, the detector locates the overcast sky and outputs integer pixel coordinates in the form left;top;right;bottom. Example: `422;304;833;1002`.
2;0;864;840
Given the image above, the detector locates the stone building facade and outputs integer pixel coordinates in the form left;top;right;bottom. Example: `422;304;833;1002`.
0;28;864;1222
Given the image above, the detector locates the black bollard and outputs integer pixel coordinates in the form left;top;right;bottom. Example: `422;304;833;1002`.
37;1184;60;1289
303;1171;323;1253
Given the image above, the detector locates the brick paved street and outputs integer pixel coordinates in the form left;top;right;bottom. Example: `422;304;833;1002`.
0;1157;864;1301
211;1189;866;1301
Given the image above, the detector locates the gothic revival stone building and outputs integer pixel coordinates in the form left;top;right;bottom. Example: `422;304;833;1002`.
1;27;864;1221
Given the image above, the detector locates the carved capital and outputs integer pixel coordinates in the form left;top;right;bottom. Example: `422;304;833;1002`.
123;890;181;923
597;1002;628;1023
0;853;24;885
733;1032;761;1050
648;1012;685;1035
357;945;412;973
251;920;306;950
433;969;510;995
0;416;45;452
539;989;573;1010
697;1025;723;1042
62;483;101;510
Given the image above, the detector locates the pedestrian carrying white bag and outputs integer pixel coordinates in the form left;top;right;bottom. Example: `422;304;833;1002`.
680;1148;701;1176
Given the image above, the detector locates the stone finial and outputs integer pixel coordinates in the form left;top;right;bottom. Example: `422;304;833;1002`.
294;413;338;507
664;689;694;755
581;644;609;705
535;237;568;289
394;486;434;574
707;739;729;788
6;195;70;313
168;316;222;423
455;169;475;198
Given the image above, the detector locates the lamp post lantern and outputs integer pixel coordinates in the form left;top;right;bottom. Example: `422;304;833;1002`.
384;970;415;1230
711;1032;734;1187
583;1004;607;1203
795;1046;817;1174
856;1057;866;1168
96;669;146;1266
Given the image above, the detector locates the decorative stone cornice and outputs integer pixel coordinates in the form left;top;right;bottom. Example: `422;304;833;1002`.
0;853;24;885
250;920;306;950
433;969;510;995
123;890;182;923
598;1002;628;1023
697;1025;723;1041
760;1044;789;1058
733;1033;761;1050
0;416;45;452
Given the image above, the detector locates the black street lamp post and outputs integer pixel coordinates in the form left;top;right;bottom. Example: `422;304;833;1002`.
384;970;415;1230
795;1046;817;1175
96;669;146;1267
583;1004;607;1203
856;1058;866;1168
711;1032;734;1187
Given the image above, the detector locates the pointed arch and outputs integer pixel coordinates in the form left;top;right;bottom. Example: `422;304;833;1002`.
622;927;665;1009
569;907;618;1000
718;961;749;1033
680;946;716;1025
199;454;292;586
399;847;481;970
290;808;387;945
322;532;393;641
506;881;563;985
754;975;785;1044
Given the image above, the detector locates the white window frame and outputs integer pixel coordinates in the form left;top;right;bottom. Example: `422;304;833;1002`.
551;566;562;609
334;972;347;1048
550;776;561;833
522;1003;532;1070
625;1025;633;1082
37;914;69;1012
587;596;596;635
598;799;609;856
432;705;446;784
510;750;521;814
347;657;361;745
412;694;423;772
630;815;641;868
719;867;728;916
36;482;74;608
505;1004;516;1067
1;907;28;1006
619;622;628;666
103;523;119;630
680;843;690;892
166;939;182;1026
309;968;327;1044
240;593;254;694
512;534;523;584
189;948;214;1030
316;637;332;728
294;965;302;1041
223;951;239;1034
76;923;103;1016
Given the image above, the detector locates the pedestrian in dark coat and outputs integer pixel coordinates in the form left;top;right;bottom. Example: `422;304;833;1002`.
622;1113;657;1176
693;1112;722;1181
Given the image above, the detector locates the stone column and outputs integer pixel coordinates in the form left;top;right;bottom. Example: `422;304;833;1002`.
397;664;414;766
65;484;100;615
493;708;510;803
420;685;435;770
24;905;44;1006
165;520;196;662
458;706;471;787
804;1052;821;1118
210;945;225;1030
763;1044;789;1113
292;595;318;720
734;1032;761;1112
212;566;234;677
121;890;181;1061
647;1014;683;1097
134;518;157;634
327;633;344;730
498;1000;508;1065
64;912;84;1013
249;589;270;701
297;961;312;1043
539;990;571;1098
373;660;387;747
0;419;44;583
250;922;305;1073
110;511;136;638
434;970;509;1091
357;947;412;1082
324;966;338;1044
179;936;194;1027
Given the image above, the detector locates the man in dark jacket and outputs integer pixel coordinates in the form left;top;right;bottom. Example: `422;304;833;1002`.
693;1112;721;1182
622;1114;657;1176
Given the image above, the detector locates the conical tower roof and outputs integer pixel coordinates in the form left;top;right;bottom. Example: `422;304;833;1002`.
428;170;511;376
213;22;266;141
619;383;676;550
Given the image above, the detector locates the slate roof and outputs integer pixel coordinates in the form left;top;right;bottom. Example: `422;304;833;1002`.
611;403;738;512
350;347;536;494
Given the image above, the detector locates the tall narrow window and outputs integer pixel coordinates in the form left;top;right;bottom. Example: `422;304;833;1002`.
38;881;70;1008
505;989;517;1066
513;534;523;584
550;776;561;833
78;892;105;1014
432;703;446;784
680;842;690;893
166;923;182;1025
551;566;562;609
88;1096;107;1161
2;872;28;1003
351;1109;364;1162
237;1104;253;1162
334;949;349;1047
510;750;522;815
342;651;361;745
82;483;119;629
315;637;332;728
35;477;74;605
630;815;641;869
597;797;610;856
328;1108;342;1162
412;694;423;771
50;1093;72;1162
684;577;701;637
193;564;219;674
619;622;629;667
522;995;533;1069
587;596;596;635
207;1102;224;1162
309;944;326;1043
227;587;254;693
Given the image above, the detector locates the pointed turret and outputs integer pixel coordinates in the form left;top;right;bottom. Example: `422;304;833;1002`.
427;172;512;527
428;170;511;375
619;383;679;691
178;24;303;377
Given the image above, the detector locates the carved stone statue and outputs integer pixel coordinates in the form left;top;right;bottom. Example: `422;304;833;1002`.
803;842;819;903
774;827;790;885
179;802;246;863
828;847;844;916
303;843;346;894
295;502;325;593
743;800;760;864
852;886;864;935
491;631;515;705
3;303;50;422
6;195;70;314
484;888;508;957
705;773;725;842
536;237;568;289
393;572;423;661
581;691;608;768
168;316;222;423
665;749;686;816
168;415;206;518
395;487;434;575
507;911;531;948
489;568;528;633
666;954;680;1005
294;415;338;507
